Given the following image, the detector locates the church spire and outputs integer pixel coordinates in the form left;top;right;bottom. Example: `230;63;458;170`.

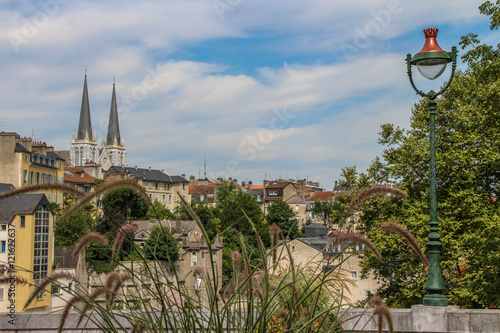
77;73;93;141
106;82;121;146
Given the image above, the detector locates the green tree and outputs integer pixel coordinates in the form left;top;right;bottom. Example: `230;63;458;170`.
143;225;180;262
147;200;176;220
55;205;94;246
98;188;148;234
357;7;500;308
266;200;300;239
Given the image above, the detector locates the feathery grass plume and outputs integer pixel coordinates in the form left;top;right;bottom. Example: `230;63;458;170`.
350;185;407;210
372;296;394;333
59;179;150;221
338;233;383;262
58;294;83;333
104;271;130;309
73;232;108;258
270;225;280;265
381;222;429;267
111;223;138;266
24;271;76;309
0;276;27;285
0;183;85;200
231;251;241;282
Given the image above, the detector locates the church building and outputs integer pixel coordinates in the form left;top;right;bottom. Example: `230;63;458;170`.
70;74;127;170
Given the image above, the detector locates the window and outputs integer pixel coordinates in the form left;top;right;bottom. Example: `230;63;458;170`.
0;241;5;253
0;288;4;301
191;252;197;267
41;173;46;184
269;190;278;196
164;183;169;190
182;183;186;190
35;172;40;184
0;225;6;231
51;285;60;295
29;171;34;184
34;205;50;293
20;216;25;228
169;195;172;203
155;183;159;189
351;271;358;280
295;205;299;212
24;155;28;162
148;182;152;189
162;195;166;203
47;193;51;202
23;169;28;184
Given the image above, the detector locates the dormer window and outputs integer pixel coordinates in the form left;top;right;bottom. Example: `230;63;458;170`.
269;191;278;196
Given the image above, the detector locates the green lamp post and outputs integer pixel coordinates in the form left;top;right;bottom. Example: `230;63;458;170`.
406;28;457;307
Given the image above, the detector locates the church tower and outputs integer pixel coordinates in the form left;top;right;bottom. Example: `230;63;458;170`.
100;82;127;170
70;74;98;166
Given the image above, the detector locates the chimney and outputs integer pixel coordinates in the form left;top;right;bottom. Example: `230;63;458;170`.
241;181;246;188
135;165;138;170
181;174;186;178
176;220;182;233
148;166;151;171
190;175;195;184
248;181;253;190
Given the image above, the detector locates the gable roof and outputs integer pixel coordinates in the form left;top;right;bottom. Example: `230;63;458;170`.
266;181;294;190
189;184;215;195
14;143;30;153
286;195;307;204
0;193;51;223
107;166;188;183
64;167;96;184
306;191;335;201
0;183;16;194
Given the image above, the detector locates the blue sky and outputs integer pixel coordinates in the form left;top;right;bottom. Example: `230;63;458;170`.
1;0;498;190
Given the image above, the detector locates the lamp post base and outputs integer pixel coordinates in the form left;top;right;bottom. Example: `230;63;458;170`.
422;293;448;307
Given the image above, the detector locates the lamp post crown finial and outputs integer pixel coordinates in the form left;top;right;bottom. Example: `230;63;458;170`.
423;28;439;38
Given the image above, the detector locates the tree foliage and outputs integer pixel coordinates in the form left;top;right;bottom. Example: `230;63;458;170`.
55;205;94;246
266;200;300;239
357;7;500;308
143;225;180;262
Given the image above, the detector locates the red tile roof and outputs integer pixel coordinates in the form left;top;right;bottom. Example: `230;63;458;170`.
189;184;215;195
306;191;335;201
64;167;96;184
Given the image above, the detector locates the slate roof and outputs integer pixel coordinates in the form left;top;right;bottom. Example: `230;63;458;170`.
0;193;51;223
285;195;307;205
106;84;121;146
306;191;335;201
0;183;16;194
77;74;93;141
54;246;79;269
47;151;65;161
266;181;293;189
108;166;188;183
14;143;30;153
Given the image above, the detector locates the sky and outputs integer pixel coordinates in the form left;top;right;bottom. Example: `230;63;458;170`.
1;0;498;190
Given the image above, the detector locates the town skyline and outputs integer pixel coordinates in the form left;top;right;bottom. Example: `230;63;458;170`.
1;0;496;190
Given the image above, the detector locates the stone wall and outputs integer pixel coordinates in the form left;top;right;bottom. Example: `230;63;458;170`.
1;306;500;332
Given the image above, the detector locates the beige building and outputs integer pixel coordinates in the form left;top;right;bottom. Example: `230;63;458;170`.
104;166;190;211
270;224;380;305
130;218;224;307
0;132;65;205
285;195;309;228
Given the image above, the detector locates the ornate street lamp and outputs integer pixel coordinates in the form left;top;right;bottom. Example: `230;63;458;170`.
406;28;457;307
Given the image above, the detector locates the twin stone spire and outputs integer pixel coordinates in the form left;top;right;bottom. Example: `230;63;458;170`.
71;74;127;170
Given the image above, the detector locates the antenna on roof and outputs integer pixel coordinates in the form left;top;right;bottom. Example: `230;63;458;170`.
204;156;207;179
84;67;87;77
